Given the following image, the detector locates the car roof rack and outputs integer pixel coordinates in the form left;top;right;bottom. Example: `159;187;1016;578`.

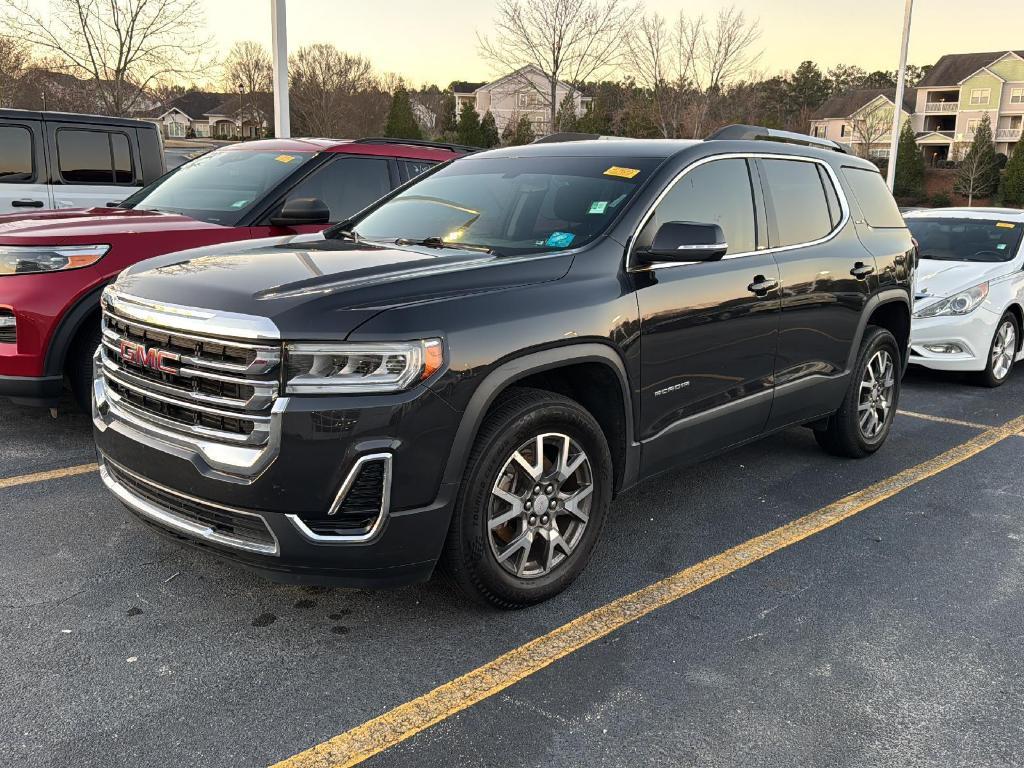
706;124;848;154
532;132;629;144
352;137;480;153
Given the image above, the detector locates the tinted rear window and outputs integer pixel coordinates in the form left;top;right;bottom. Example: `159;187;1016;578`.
761;159;833;247
0;125;33;182
57;128;135;185
842;167;904;228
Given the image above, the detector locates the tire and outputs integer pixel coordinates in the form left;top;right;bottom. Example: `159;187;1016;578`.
442;387;613;609
815;326;901;458
68;322;102;413
976;312;1018;388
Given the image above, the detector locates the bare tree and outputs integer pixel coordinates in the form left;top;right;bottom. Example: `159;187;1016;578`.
223;41;272;138
289;43;385;138
1;0;211;115
850;99;893;159
0;33;28;107
479;0;638;133
625;12;698;138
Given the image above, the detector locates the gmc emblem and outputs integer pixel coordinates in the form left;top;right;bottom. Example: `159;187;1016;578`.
119;340;180;374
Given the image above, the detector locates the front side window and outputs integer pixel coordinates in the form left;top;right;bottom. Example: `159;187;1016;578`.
120;148;315;225
273;156;391;224
352;155;662;256
0;125;34;183
635;158;757;255
908;218;1022;263
57;128;134;185
842;167;904;229
761;159;834;247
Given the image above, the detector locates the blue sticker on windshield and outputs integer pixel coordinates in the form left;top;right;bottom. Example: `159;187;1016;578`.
546;231;575;248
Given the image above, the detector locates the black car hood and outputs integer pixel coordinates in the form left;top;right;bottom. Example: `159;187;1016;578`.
115;239;573;339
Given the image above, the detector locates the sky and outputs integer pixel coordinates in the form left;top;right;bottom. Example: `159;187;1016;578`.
197;0;1024;86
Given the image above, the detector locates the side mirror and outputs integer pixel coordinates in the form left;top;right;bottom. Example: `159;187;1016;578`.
639;221;728;263
271;197;330;228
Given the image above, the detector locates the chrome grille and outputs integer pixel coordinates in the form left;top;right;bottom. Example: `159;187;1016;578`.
100;305;281;447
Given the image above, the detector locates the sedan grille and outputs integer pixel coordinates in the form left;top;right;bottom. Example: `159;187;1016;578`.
0;309;15;344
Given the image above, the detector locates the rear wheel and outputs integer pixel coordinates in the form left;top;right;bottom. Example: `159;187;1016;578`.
977;312;1018;388
815;326;900;458
442;388;612;608
68;321;102;413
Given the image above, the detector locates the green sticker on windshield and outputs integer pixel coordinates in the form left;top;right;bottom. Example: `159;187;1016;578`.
231;199;249;208
588;201;608;215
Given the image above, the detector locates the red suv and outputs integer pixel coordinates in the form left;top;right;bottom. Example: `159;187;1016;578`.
0;137;470;410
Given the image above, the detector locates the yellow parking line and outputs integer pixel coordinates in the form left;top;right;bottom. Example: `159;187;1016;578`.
0;463;98;490
271;413;1024;768
898;409;992;430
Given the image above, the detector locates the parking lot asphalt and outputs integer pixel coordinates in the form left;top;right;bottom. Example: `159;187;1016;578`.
1;367;1023;768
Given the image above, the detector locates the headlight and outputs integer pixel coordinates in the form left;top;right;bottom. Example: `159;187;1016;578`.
284;339;444;394
0;245;110;275
913;282;989;318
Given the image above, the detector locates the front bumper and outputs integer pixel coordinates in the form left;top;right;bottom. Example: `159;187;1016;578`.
909;306;1002;372
93;369;463;587
0;373;64;406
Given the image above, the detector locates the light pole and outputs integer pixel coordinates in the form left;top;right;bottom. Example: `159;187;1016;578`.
237;83;244;140
271;0;290;138
886;0;914;190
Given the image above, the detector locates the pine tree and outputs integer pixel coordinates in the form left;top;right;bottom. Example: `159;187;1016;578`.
892;121;925;199
1002;143;1024;208
456;101;482;146
384;87;423;140
479;111;499;148
502;115;535;146
440;91;457;136
954;114;1000;205
555;92;578;132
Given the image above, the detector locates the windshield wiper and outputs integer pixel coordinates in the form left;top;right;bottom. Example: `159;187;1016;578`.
395;236;494;254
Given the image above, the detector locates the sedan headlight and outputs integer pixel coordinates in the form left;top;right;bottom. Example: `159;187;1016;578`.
284;339;444;394
913;282;989;318
0;245;110;275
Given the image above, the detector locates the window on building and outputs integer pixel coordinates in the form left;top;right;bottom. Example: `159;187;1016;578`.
517;92;529;108
167;121;186;138
56;128;135;185
869;148;891;159
1011;88;1023;105
970;88;991;105
194;123;210;138
840;124;848;138
0;125;34;182
966;119;981;134
760;159;835;247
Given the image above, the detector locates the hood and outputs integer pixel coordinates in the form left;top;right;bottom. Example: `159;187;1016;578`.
114;239;573;339
915;259;1011;299
0;208;222;242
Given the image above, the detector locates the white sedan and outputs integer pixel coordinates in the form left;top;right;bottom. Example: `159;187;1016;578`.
906;208;1024;387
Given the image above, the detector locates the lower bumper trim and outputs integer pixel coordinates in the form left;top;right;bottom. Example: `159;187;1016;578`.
0;374;64;406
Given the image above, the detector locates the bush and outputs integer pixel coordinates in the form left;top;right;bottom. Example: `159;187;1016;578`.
929;192;951;208
996;153;1008;170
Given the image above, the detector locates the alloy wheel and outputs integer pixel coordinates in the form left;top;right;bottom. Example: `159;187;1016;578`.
487;432;594;579
858;349;895;440
991;320;1017;381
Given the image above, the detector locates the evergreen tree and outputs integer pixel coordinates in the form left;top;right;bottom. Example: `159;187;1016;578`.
384;87;423;140
892;121;925;199
1002;143;1024;208
502;115;535;146
555;92;578;132
479;111;499;148
954;114;1000;205
456;101;482;146
440;91;457;136
786;61;831;119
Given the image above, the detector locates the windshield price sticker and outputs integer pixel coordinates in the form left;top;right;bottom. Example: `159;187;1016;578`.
275;155;296;163
996;222;1015;229
604;166;641;179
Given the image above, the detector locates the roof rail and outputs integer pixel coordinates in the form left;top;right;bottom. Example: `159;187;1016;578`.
706;124;847;154
352;137;480;153
531;132;632;144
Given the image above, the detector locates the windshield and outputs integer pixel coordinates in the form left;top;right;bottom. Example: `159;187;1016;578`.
907;217;1023;263
120;148;316;225
350;155;663;256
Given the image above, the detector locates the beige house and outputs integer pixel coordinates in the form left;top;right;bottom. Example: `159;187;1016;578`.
810;89;916;160
139;90;271;140
453;66;591;135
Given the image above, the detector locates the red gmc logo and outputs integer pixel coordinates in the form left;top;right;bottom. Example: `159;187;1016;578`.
119;340;180;374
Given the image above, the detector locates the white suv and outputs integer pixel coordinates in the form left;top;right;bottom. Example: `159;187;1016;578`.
906;208;1024;387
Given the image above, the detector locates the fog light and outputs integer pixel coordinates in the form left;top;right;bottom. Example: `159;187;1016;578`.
924;343;964;354
0;311;15;344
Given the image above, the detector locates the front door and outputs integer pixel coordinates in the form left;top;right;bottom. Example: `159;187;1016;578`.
0;121;52;212
632;157;781;477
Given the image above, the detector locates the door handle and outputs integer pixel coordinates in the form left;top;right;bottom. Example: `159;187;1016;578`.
850;262;875;279
747;275;779;296
11;199;44;208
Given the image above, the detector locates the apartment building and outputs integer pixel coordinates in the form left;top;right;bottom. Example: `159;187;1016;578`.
810;88;916;159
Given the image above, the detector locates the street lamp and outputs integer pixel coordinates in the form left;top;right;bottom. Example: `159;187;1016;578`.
237;83;245;141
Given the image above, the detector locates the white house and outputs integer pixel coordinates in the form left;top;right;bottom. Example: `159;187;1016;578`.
453;66;592;135
139;91;271;140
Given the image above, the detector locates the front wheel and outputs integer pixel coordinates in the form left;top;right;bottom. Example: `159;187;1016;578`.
976;312;1018;388
442;388;613;608
69;322;102;413
815;326;900;458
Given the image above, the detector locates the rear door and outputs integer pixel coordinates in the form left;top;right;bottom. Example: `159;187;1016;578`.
632;156;781;476
45;123;142;209
0;119;52;212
